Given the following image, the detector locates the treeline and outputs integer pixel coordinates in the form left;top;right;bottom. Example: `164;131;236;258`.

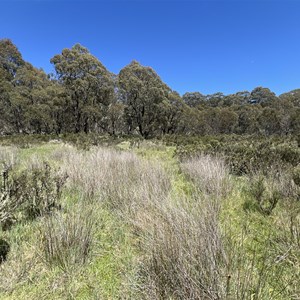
0;39;299;137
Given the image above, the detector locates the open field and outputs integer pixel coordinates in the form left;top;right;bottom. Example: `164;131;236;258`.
0;136;299;299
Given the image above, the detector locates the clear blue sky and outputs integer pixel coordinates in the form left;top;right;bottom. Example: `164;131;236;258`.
1;0;300;95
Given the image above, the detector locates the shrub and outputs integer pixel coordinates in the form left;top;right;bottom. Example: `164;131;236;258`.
174;135;300;176
19;162;67;220
0;164;24;230
0;161;67;229
0;239;10;263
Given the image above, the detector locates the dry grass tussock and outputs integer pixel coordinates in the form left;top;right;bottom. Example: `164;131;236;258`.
136;194;228;300
0;146;19;168
134;155;287;299
181;155;231;198
59;147;171;215
132;155;233;299
39;205;94;272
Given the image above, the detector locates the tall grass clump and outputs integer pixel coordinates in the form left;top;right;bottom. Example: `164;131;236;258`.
136;195;228;299
181;154;231;198
40;206;94;272
136;154;293;299
60;147;171;216
0;146;19;168
133;155;232;299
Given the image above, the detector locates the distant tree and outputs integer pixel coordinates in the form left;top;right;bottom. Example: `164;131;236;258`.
290;108;300;134
0;68;13;133
218;108;238;133
223;91;250;107
51;44;114;133
118;61;171;138
0;39;25;133
11;63;56;133
279;89;300;107
235;105;261;134
258;107;281;135
206;92;225;107
0;39;24;80
160;91;186;134
182;92;206;107
202;108;220;134
250;87;277;106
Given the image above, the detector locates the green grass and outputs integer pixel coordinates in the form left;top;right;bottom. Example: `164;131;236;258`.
1;205;136;299
220;178;300;299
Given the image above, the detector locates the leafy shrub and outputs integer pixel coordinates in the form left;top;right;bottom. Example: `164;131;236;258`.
0;162;67;229
0;238;10;263
292;165;300;188
19;162;67;220
0;164;24;230
173;135;300;176
0;134;57;148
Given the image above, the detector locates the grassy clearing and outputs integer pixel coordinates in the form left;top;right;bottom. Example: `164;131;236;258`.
0;139;299;299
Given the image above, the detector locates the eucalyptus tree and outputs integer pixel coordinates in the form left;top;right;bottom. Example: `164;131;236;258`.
11;63;57;133
160;91;186;134
0;39;24;132
0;39;24;80
182;92;206;107
250;87;278;106
118;61;171;138
51;44;114;133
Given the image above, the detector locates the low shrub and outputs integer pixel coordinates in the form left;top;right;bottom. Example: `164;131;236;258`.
0;239;10;263
174;135;300;176
0;161;67;229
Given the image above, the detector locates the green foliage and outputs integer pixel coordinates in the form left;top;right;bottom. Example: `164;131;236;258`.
292;165;300;187
0;161;66;228
172;135;300;175
51;44;114;134
119;60;172;138
1;39;300;137
19;162;66;220
0;238;10;263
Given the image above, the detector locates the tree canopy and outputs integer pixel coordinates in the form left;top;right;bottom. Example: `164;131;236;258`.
0;39;299;137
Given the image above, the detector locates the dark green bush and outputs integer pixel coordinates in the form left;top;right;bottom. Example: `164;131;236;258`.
19;162;67;220
173;135;300;176
0;162;67;229
0;238;10;263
